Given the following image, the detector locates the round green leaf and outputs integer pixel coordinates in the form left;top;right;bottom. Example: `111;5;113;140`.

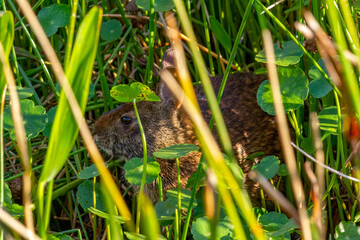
268;218;297;237
100;20;123;41
37;4;70;37
136;0;174;12
257;67;308;115
252;156;280;179
79;163;107;179
76;180;105;212
124;157;161;185
259;212;288;232
191;216;233;240
153;143;199;159
111;82;160;103
155;201;175;226
335;221;360;239
277;164;289;177
308;59;333;98
4;99;48;140
301;137;315;154
5;202;24;219
209;16;231;52
5;87;34;100
42;106;57;138
155;189;197;226
255;41;303;66
318;106;339;135
308;78;333;99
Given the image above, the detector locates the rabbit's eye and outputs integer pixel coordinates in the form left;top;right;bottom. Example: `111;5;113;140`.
120;116;132;125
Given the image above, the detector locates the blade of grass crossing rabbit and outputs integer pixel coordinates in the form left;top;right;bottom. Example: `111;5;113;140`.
172;1;264;239
33;7;103;237
161;70;261;240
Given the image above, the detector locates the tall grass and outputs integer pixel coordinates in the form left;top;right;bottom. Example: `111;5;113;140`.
1;0;360;239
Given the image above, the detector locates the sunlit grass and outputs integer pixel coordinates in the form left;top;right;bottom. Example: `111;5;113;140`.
1;0;360;239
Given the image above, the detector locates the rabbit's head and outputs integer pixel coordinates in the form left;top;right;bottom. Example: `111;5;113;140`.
93;80;194;161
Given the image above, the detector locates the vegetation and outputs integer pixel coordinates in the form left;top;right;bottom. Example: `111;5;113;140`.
1;0;360;239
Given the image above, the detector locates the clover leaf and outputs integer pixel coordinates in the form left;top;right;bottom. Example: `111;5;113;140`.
257;67;308;115
308;59;333;98
4;99;48;140
37;4;70;36
259;212;296;238
76;180;105;212
251;156;280;179
155;188;197;226
136;0;174;12
124;157;161;185
255;41;303;66
79;163;108;179
100;20;122;41
335;221;360;239
111;82;160;102
191;216;234;240
5;87;33;100
153;144;199;159
277;164;289;177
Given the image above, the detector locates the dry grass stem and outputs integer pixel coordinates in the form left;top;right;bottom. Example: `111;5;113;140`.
302;10;342;87
262;29;312;239
160;69;264;239
304;162;323;239
0;208;40;240
165;13;199;109
310;113;325;209
345;141;360;167
160;70;223;171
0;42;35;234
15;0;134;230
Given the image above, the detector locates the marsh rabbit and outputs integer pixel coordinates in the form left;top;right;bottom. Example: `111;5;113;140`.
93;65;282;205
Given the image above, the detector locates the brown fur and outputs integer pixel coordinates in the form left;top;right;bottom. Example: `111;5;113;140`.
93;72;282;204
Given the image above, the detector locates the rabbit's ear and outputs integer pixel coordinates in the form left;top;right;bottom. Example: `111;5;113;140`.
161;48;176;69
158;69;182;109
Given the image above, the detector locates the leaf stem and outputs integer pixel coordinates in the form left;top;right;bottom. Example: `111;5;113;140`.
176;157;181;238
133;99;148;233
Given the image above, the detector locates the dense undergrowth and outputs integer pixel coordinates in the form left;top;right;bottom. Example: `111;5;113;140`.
1;0;360;239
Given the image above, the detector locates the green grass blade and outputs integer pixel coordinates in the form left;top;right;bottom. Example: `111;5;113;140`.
0;11;13;96
144;0;156;87
37;7;102;237
64;0;79;71
40;7;101;183
0;11;14;240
